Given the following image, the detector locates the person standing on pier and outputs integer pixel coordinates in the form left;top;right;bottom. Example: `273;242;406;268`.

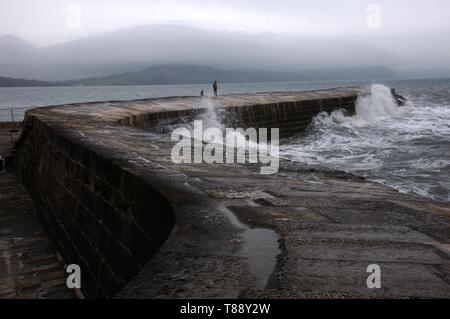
213;81;218;97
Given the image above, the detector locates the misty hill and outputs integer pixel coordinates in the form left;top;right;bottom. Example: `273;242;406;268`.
0;34;38;63
0;26;400;81
66;65;397;86
1;26;448;82
0;76;52;87
0;64;397;87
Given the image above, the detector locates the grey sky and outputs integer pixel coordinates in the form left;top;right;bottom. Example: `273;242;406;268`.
1;0;450;80
1;0;450;46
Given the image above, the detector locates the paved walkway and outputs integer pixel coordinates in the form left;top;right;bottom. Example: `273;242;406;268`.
0;125;74;299
117;134;450;298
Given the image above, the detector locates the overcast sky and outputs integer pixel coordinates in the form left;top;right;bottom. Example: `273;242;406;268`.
1;0;450;46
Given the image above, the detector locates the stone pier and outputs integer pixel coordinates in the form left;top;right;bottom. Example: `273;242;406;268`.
10;87;450;299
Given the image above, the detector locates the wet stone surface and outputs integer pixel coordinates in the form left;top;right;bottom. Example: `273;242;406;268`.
10;89;450;298
0;171;74;299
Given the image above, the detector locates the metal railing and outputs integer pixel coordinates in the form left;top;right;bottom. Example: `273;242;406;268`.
0;107;29;147
0;106;34;123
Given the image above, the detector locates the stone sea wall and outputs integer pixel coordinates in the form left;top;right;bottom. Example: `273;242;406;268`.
119;96;357;135
224;96;356;134
13;88;366;298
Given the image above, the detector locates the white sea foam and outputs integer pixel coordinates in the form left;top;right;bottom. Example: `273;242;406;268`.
197;96;278;157
281;83;450;203
355;84;401;123
314;84;404;129
199;96;224;130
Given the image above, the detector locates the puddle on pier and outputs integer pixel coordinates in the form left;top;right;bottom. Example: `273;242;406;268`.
220;206;280;289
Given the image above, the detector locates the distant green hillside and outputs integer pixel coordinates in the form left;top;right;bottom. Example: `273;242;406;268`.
66;65;397;86
0;76;52;87
0;65;398;87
